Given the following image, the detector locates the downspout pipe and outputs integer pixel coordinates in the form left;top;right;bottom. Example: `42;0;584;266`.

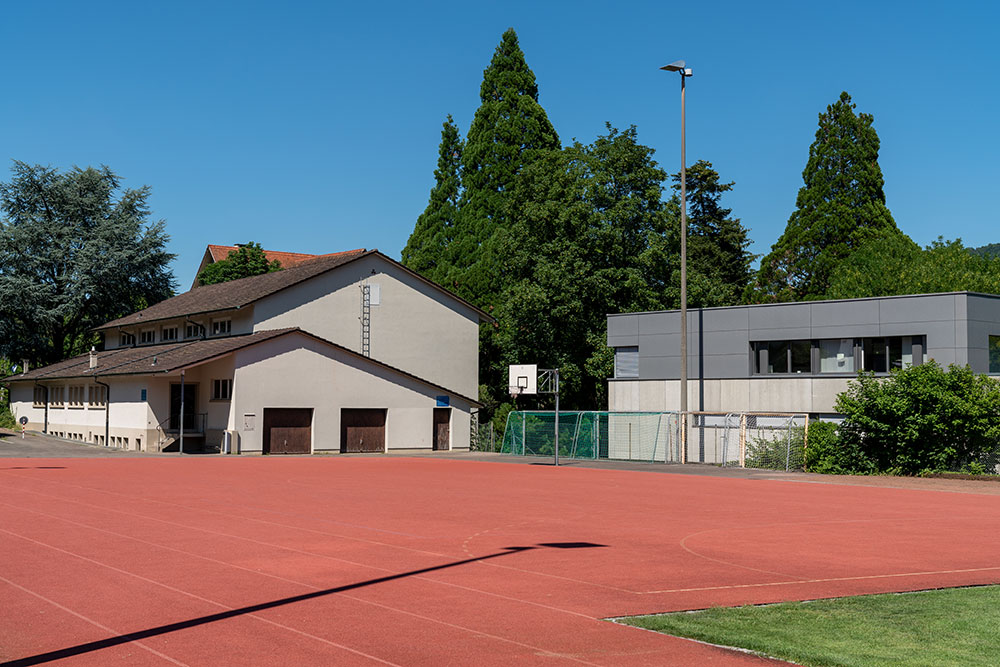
33;381;49;433
179;369;185;455
185;317;206;339
94;378;110;448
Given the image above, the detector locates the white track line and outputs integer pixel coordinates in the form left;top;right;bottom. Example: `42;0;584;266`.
0;503;602;665
0;574;189;666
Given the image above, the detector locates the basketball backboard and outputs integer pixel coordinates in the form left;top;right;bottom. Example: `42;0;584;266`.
508;364;537;396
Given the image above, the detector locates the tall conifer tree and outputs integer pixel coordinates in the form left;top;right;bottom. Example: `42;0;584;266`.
755;92;899;301
401;115;463;284
672;160;754;305
446;28;560;305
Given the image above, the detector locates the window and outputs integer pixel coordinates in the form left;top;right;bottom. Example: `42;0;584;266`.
755;336;925;375
33;386;46;407
754;340;810;374
68;386;85;408
819;338;855;373
139;329;156;344
185;323;203;339
120;332;135;346
162;326;178;342
861;336;924;372
212;319;231;336
50;386;64;407
88;385;107;408
614;347;639;378
991;336;1000;374
212;379;233;400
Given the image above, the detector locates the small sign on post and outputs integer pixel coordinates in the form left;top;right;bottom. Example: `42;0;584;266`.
19;416;27;438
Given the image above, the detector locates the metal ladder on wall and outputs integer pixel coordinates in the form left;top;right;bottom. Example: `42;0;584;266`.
360;279;371;357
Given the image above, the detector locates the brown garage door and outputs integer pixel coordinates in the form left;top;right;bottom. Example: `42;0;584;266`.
341;409;386;453
263;408;312;454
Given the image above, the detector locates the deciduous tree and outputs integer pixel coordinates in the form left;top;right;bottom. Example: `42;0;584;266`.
0;162;175;365
197;241;281;286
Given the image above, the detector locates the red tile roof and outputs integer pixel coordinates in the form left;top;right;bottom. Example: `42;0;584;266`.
206;245;334;268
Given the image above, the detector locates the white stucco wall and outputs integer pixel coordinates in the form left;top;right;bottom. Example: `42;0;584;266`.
231;333;472;454
252;254;480;399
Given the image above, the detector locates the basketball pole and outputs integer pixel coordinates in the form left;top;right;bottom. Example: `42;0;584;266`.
553;369;560;467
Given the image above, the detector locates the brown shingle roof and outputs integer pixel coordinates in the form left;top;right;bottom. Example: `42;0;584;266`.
99;248;493;331
4;328;480;405
5;329;299;381
99;248;370;330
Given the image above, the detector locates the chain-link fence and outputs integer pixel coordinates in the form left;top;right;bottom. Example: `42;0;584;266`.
500;411;681;463
498;410;808;470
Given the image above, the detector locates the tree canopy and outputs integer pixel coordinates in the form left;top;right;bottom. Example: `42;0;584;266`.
0;162;176;365
445;27;560;306
755;92;899;301
196;241;282;286
826;232;1000;299
401;115;463;286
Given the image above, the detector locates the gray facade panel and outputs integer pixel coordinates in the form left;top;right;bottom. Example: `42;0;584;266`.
639;356;676;379
608;334;639;347
638;312;675;335
810;323;880;339
748;327;813;342
748;303;811;330
810;300;880;327
638;333;678;356
607;314;639;340
700;354;752;378
699;308;749;332
878;294;956;323
700;329;751;354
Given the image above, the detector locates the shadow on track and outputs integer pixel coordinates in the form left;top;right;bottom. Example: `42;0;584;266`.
6;542;606;666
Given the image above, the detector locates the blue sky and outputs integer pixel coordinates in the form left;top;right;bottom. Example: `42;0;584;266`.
2;1;997;287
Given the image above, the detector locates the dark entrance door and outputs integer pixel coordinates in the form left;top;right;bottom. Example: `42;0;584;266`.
263;408;312;454
170;384;197;430
433;408;450;450
341;409;386;453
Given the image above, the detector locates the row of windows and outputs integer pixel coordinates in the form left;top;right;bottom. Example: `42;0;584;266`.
119;319;231;347
612;336;930;378
753;336;925;375
34;385;107;408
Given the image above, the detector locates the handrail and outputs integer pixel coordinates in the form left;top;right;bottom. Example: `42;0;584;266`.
155;413;208;452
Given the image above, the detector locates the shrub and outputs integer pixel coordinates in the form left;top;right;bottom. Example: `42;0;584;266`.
802;420;874;474
834;361;1000;475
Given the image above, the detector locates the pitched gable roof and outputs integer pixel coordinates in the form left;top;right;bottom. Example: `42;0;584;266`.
5;329;298;381
98;248;493;331
99;249;370;330
4;328;479;405
206;245;327;268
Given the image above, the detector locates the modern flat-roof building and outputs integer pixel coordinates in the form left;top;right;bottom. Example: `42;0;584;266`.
607;292;1000;418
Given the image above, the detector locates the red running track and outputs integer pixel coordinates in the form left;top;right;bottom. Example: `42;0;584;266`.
2;457;1000;666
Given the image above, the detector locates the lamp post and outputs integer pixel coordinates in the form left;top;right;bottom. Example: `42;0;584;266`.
661;59;692;460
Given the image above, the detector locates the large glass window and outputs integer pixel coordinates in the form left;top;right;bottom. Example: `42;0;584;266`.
990;336;1000;374
614;346;638;378
862;336;924;372
756;340;810;374
819;338;854;373
766;341;789;373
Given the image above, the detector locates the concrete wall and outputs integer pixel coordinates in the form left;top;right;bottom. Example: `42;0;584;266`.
608;293;978;380
252;254;480;398
232;333;472;454
608;377;853;415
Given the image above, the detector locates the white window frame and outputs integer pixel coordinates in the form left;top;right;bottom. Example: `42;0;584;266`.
211;318;232;336
211;378;233;401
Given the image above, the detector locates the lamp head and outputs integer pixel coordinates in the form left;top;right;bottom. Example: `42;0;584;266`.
661;60;692;76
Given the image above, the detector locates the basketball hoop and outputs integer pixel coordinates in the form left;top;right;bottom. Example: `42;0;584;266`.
510;375;529;399
509;386;522;399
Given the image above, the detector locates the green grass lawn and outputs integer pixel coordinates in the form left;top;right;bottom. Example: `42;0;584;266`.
620;586;1000;666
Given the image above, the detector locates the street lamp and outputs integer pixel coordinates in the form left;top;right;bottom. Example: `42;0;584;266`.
660;59;692;460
